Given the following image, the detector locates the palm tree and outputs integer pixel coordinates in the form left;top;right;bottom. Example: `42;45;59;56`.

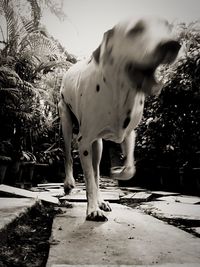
0;0;75;156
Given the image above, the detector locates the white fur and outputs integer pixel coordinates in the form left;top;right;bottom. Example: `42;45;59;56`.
59;17;180;221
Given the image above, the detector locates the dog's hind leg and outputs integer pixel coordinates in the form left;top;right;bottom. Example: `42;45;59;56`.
92;139;111;212
58;99;75;194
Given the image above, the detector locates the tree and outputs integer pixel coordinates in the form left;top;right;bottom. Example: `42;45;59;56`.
0;0;75;157
135;21;200;173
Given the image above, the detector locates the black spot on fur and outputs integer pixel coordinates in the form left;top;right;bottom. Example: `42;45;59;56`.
96;84;100;92
61;93;64;100
108;46;113;56
78;136;82;142
124;90;130;105
127;109;131;115
68;103;72;110
140;99;143;105
88;57;92;64
103;77;106;83
83;150;88;156
123;117;131;129
109;57;114;65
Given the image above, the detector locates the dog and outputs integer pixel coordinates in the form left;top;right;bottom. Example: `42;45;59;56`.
59;17;180;221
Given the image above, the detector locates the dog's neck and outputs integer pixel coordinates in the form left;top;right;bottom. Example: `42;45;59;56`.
93;57;145;118
95;53;162;97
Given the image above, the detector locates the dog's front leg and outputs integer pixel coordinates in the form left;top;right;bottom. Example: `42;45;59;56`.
92;139;111;212
79;139;108;221
112;130;136;180
121;130;136;178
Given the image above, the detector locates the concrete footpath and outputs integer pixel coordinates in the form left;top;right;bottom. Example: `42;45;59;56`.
47;202;200;266
0;197;36;230
0;180;200;266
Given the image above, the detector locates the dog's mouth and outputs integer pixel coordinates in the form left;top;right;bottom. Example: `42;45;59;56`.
125;62;162;95
125;40;180;95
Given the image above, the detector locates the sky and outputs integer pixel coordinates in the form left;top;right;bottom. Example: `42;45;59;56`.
41;0;200;57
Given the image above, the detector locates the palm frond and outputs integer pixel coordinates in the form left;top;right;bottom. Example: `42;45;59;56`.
26;0;41;28
16;19;36;48
34;60;71;75
19;32;60;59
0;0;37;55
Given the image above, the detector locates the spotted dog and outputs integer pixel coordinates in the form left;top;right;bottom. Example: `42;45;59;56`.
59;17;180;221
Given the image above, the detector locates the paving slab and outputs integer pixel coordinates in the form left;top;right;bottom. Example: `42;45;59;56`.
191;227;200;235
45;188;65;197
51;264;200;267
151;191;180;197
31;187;64;197
0;197;36;230
0;184;59;204
140;201;200;221
99;177;118;188
60;190;120;202
120;192;152;202
157;195;200;204
37;183;64;188
47;203;200;266
119;187;146;192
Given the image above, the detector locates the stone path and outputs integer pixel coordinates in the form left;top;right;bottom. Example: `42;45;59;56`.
47;203;200;266
45;179;200;266
0;197;36;230
1;178;200;266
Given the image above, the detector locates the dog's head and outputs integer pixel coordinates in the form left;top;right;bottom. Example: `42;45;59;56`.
93;17;180;95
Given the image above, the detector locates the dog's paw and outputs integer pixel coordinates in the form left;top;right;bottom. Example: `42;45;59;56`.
111;165;136;180
86;210;108;222
98;201;112;212
64;178;75;194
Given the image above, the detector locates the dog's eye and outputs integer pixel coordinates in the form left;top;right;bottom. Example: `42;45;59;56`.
127;20;145;37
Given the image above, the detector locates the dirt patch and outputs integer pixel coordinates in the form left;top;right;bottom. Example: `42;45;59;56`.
0;202;62;267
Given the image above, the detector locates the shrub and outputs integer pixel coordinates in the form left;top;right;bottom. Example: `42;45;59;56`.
135;21;200;171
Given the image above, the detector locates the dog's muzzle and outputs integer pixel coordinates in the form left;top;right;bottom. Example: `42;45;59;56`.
156;40;181;64
125;40;180;94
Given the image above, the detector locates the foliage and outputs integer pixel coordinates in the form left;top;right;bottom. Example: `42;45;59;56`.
35;147;64;165
135;21;200;170
0;0;76;163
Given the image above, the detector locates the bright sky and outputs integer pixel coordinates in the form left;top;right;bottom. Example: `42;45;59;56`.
41;0;200;57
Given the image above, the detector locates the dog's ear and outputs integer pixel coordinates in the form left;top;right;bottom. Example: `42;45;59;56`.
104;28;114;47
93;28;114;64
93;45;101;64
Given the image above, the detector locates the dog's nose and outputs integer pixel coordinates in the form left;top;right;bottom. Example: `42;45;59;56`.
156;40;181;64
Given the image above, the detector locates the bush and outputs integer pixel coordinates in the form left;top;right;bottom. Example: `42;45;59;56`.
135;21;200;172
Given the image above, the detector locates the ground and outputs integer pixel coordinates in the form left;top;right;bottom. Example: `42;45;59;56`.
0;203;59;267
0;177;200;266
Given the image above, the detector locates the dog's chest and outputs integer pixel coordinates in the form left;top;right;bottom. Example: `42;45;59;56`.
62;60;145;143
80;72;145;142
106;86;145;140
